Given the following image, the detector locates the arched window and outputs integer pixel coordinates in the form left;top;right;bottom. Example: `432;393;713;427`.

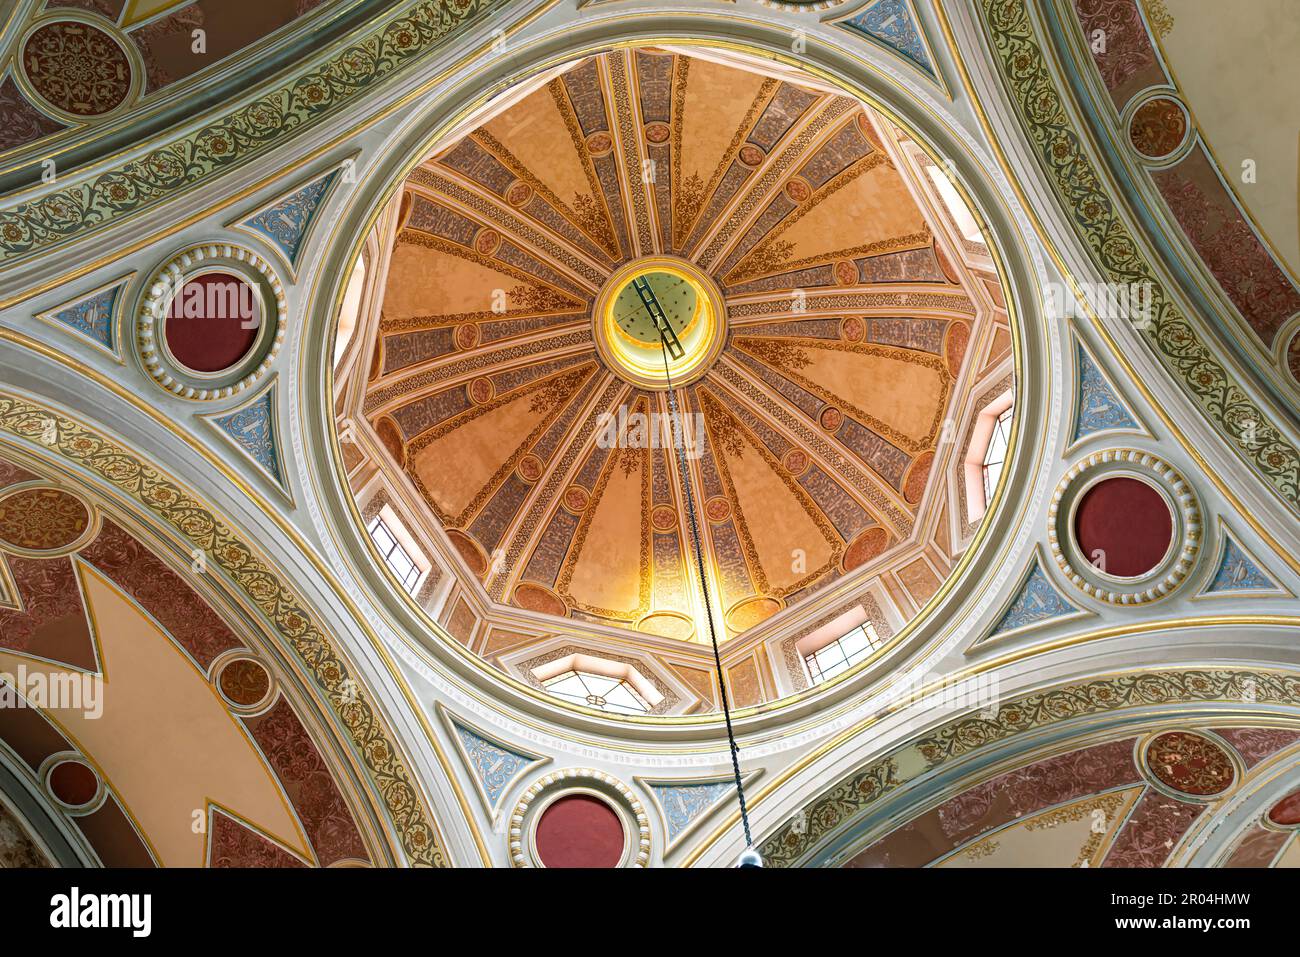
542;671;651;715
963;390;1014;522
334;254;367;369
981;405;1013;503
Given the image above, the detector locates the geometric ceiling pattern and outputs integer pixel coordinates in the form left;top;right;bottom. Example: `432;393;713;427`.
359;49;982;643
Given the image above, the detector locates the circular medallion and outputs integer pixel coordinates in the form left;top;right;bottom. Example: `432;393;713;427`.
738;145;765;168
1140;731;1237;799
468;376;494;404
651;504;676;531
704;496;731;522
20;18;136;119
506;181;533;207
509;769;650;868
945;320;970;377
835;261;859;288
586;132;613;155
41;753;104;815
512;582;567;617
215;656;274;711
819;406;843;431
374;416;405;466
162;272;263;374
563;486;589;513
474;228;501;256
842;526;890;571
840;316;865;341
518;454;543;483
1267;789;1300;828
784;178;811;203
535;794;626;868
903;450;934;505
1127;95;1190;162
447;529;489;577
1048;450;1200;604
0;487;93;554
48;760;98;807
593;257;727;390
454;323;479;350
138;245;285;400
1074;476;1174;578
644;122;670;144
783;448;809;475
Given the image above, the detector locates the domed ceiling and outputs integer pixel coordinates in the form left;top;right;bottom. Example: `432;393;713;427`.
343;46;1007;701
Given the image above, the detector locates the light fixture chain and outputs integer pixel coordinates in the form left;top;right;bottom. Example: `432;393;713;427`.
660;341;754;850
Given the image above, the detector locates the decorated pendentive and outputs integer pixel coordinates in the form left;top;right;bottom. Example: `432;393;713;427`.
136;244;286;400
1048;449;1200;604
508;768;651;868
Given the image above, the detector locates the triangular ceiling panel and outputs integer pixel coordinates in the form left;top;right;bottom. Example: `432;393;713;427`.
835;0;939;82
203;380;289;496
237;167;342;274
1199;530;1288;597
1070;337;1145;447
980;552;1088;644
440;708;548;816
36;275;130;358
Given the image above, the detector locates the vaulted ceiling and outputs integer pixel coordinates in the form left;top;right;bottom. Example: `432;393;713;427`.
358;48;985;644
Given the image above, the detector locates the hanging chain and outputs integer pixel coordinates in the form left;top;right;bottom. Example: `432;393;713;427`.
659;340;754;849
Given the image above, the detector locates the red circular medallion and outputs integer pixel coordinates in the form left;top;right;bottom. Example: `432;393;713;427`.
1268;790;1300;827
1074;477;1173;577
49;759;98;808
535;794;624;868
164;272;261;373
1144;731;1235;798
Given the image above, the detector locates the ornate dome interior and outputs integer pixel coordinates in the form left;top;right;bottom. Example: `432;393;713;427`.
335;46;1011;711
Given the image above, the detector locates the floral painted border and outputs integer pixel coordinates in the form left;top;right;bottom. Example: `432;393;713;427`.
973;0;1300;510
0;0;493;263
0;392;448;866
759;667;1300;866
